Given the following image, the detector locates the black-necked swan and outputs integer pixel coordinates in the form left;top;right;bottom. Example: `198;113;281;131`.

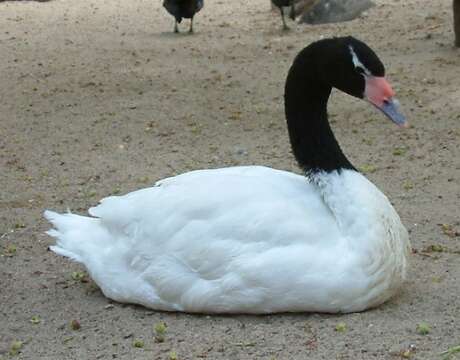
163;0;204;33
45;37;410;314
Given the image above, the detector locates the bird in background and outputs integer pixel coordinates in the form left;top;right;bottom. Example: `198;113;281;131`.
273;0;321;30
163;0;204;33
271;0;295;30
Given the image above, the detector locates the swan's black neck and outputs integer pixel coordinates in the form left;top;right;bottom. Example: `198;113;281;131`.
284;46;356;174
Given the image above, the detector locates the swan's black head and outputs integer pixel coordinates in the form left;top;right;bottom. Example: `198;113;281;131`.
285;37;408;173
321;37;383;96
293;36;407;127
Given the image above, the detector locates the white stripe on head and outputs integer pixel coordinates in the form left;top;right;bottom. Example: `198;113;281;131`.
349;45;371;76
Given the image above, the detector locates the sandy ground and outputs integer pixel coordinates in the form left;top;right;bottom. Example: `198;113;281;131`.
0;0;459;358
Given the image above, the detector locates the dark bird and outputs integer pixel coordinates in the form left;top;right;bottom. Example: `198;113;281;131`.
271;0;295;30
163;0;204;33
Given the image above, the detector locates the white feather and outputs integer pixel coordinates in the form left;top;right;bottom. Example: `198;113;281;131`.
44;166;410;313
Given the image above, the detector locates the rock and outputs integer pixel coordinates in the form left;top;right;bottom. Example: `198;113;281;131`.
297;0;375;24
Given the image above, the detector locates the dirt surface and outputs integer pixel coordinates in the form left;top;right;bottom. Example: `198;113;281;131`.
1;0;459;359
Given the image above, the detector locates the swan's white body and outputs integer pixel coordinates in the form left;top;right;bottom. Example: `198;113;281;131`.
45;166;410;313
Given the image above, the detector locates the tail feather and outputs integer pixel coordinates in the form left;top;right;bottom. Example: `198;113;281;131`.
44;210;104;264
44;210;155;306
48;244;82;262
44;210;93;232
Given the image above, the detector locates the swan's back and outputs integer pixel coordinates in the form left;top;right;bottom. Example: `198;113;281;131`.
90;166;336;246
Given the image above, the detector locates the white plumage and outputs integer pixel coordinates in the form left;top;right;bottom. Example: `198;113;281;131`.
45;166;409;313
